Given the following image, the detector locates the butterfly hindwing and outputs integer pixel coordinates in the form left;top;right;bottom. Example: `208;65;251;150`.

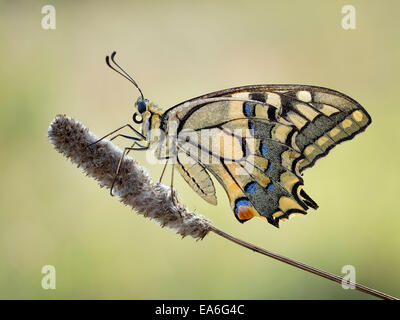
219;117;318;222
201;156;311;227
175;122;317;226
175;151;217;205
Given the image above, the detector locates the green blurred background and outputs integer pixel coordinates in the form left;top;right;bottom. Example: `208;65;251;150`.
0;0;399;299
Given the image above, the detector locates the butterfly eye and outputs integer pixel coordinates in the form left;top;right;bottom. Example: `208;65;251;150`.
137;100;146;113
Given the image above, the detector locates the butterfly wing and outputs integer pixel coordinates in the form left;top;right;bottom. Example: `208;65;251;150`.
175;151;217;205
162;85;371;227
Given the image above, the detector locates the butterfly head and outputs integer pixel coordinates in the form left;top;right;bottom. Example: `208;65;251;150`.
133;97;162;121
131;97;146;121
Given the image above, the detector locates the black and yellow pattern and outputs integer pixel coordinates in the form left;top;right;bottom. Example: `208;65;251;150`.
136;85;371;228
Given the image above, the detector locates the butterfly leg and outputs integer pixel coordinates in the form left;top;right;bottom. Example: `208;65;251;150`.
170;163;178;206
87;124;145;148
158;160;169;184
110;142;149;196
110;133;141;143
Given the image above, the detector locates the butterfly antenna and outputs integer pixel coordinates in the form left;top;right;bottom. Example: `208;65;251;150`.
105;51;145;100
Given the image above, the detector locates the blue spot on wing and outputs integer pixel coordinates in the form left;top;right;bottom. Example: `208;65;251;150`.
249;121;255;131
234;199;250;214
267;183;275;191
245;182;257;194
267;163;273;172
244;102;251;117
260;143;268;155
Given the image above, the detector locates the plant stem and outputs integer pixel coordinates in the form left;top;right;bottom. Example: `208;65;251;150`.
209;225;398;300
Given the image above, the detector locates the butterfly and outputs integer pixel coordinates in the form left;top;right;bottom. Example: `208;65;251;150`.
94;52;371;228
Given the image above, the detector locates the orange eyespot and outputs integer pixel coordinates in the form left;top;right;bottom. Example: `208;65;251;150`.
237;205;257;221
